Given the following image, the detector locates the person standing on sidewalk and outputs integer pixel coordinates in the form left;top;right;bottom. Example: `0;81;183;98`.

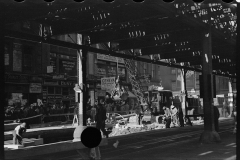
95;99;109;138
72;106;79;126
13;122;27;145
163;106;171;128
214;105;220;132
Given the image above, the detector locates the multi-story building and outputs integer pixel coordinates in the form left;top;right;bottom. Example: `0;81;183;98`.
4;20;235;109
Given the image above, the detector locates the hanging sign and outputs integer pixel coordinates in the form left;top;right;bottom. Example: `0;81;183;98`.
101;77;115;93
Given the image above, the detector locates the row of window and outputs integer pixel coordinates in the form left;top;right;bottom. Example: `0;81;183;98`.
43;86;75;95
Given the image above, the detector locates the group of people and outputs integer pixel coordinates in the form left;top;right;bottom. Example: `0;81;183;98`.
162;104;184;128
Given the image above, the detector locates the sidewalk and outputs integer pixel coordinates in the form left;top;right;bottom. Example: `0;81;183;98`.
114;129;236;160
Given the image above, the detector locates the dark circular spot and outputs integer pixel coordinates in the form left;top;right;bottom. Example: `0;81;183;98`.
81;127;102;148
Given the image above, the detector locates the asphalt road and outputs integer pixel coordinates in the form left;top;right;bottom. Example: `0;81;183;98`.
19;119;236;160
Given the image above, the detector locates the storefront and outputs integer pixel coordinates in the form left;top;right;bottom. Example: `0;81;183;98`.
42;78;76;108
5;73;43;107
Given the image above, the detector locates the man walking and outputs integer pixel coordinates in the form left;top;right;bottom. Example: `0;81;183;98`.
13;122;27;145
95;100;108;138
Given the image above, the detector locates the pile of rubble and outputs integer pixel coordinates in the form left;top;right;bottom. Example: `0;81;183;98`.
109;123;165;137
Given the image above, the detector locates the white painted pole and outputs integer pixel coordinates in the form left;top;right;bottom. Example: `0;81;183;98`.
77;34;83;126
180;69;186;116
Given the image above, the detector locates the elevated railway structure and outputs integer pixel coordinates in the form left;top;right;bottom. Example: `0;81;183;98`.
1;0;237;150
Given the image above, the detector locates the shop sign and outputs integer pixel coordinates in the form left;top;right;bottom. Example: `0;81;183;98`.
98;90;106;97
97;65;106;77
97;53;124;63
62;95;69;100
5;74;29;83
55;95;62;99
47;95;55;99
48;57;57;73
30;76;43;82
44;80;59;85
29;83;42;93
13;43;22;72
96;83;101;88
5;45;9;66
59;59;76;76
101;77;115;93
60;81;75;86
53;74;65;80
107;66;117;76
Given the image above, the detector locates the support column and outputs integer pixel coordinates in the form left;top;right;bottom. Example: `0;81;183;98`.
82;47;88;126
228;79;233;117
183;69;188;116
73;34;87;141
199;25;221;143
0;4;5;159
180;69;186;117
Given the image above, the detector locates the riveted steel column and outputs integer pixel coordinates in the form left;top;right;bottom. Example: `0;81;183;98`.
199;22;220;143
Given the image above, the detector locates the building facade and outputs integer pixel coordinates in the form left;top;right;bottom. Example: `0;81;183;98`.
4;21;235;109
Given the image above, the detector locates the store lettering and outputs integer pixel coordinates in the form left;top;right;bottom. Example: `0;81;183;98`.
60;81;74;86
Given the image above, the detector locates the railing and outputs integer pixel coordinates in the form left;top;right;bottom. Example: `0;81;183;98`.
4;114;43;124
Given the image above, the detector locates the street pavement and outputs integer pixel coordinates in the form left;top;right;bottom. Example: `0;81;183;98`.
16;118;236;160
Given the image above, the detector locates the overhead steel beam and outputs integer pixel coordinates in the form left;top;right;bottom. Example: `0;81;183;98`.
156;2;235;45
89;18;192;44
4;29;236;78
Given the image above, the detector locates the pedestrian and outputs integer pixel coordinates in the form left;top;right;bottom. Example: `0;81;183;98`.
214;105;220;132
170;103;179;127
233;104;237;134
72;106;79;126
178;106;184;127
13;122;27;145
95;100;109;138
163;106;171;128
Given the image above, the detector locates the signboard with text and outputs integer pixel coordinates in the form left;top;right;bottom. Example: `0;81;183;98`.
29;83;42;93
97;65;107;77
97;53;124;63
13;43;22;72
59;59;76;76
101;77;115;93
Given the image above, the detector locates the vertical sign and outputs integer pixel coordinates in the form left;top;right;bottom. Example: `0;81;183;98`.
13;43;22;72
5;45;9;65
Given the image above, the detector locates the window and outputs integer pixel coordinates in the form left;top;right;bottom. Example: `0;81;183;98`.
22;46;32;72
143;63;146;74
69;88;75;95
152;64;155;78
48;87;54;94
62;88;69;95
171;68;176;74
55;87;62;95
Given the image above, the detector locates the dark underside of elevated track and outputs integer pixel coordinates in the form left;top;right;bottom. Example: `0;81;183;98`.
1;0;237;78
